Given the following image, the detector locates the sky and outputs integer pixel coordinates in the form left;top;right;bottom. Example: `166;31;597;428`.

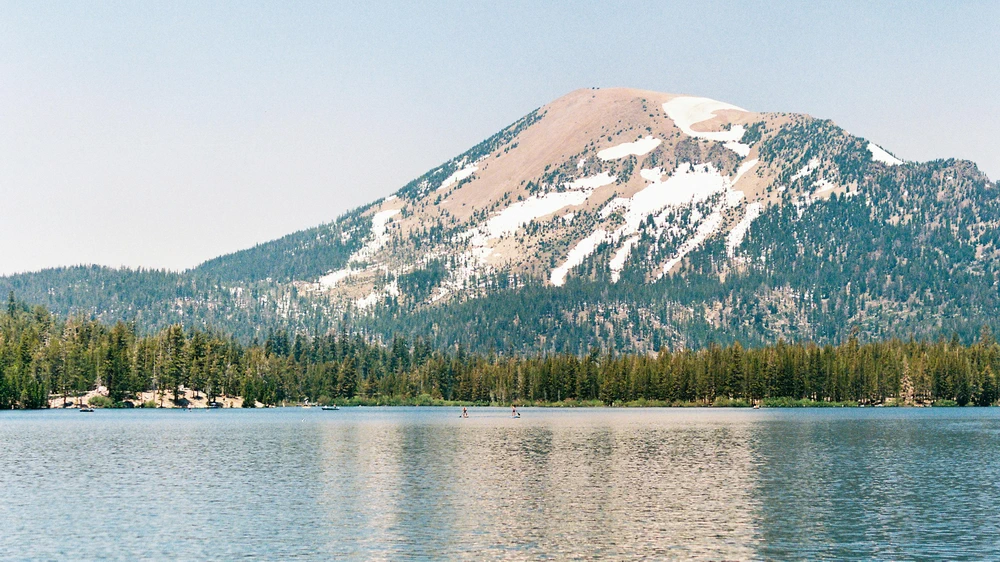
2;1;997;275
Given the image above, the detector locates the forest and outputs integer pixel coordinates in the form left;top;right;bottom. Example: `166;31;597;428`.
3;292;999;410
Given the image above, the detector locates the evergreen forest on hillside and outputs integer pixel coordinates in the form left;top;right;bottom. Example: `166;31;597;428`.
3;293;999;410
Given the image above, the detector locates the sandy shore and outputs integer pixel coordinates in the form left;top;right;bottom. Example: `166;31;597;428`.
48;387;254;409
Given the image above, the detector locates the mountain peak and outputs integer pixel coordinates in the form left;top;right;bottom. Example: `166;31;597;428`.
6;88;996;354
306;87;786;305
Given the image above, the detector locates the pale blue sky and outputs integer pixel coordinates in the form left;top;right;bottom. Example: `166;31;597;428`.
2;1;997;275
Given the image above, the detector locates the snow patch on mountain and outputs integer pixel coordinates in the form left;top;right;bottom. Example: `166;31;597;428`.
438;163;478;191
484;190;594;239
600;198;629;219
597;136;662;160
619;163;730;232
556;162;738;286
727;202;764;257
791;158;820;181
726;189;745;208
868;143;902;166
317;209;400;290
482;172;613;240
733;159;759;185
354;279;401;310
352;209;399;262
355;290;380;310
566;171;617;190
812;179;837;198
639;167;664;182
446;172;616;291
662;96;747;142
724;141;752;157
551;229;608;287
791;178;842;218
619;163;741;279
318;267;357;289
609;235;641;283
660;210;724;276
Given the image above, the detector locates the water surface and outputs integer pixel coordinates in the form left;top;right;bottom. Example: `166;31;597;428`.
2;407;998;560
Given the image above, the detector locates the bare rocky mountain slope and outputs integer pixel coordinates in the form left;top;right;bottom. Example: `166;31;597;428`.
4;88;998;352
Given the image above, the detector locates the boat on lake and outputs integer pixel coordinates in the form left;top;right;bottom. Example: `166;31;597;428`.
322;405;340;411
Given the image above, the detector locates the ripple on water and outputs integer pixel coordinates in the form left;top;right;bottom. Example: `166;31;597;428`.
2;407;1000;560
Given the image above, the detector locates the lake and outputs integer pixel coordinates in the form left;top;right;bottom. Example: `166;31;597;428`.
2;407;999;560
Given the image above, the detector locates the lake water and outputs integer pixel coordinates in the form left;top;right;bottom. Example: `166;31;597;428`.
2;407;1000;560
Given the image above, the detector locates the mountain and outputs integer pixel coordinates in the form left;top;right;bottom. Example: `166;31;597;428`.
4;87;998;353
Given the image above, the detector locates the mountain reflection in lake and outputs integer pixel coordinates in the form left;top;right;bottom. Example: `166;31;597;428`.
317;410;757;560
2;407;999;560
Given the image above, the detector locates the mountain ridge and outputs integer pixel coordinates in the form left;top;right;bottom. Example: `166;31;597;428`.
3;87;997;353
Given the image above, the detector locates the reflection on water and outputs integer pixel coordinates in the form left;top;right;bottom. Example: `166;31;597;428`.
314;411;761;560
751;414;1000;560
2;408;1000;560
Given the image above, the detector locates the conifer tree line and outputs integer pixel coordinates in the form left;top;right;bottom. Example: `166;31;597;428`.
3;294;1000;409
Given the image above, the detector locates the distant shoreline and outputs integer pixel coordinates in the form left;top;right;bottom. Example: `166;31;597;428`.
45;392;963;410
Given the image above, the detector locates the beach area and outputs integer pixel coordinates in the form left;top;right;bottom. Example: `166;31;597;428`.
47;387;251;409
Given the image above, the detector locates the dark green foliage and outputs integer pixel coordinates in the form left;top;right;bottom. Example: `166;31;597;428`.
102;323;133;403
4;298;1000;409
87;395;114;408
741;121;766;145
395;260;448;303
192;207;369;283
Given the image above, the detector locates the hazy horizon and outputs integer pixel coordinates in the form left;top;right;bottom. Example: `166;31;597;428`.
3;1;998;276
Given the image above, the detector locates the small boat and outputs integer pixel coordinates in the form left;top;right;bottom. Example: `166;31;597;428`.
321;405;340;411
80;407;95;413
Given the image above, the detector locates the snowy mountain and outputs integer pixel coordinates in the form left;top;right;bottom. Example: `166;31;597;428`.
4;88;999;352
289;88;935;312
301;89;854;305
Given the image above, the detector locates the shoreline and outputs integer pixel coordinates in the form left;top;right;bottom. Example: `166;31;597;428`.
43;392;956;410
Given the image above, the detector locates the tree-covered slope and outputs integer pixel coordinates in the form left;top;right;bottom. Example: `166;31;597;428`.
190;206;370;284
2;88;997;353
